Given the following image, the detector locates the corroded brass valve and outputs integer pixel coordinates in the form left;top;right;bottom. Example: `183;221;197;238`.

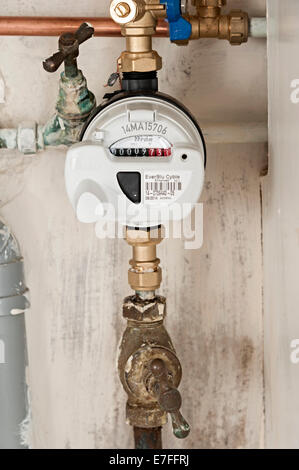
119;227;190;446
118;293;190;438
42;23;96;146
42;23;96;120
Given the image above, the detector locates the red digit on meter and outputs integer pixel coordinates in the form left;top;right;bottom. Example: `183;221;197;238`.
148;148;156;157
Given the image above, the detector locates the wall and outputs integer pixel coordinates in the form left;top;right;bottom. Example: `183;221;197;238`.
0;1;267;448
263;0;299;449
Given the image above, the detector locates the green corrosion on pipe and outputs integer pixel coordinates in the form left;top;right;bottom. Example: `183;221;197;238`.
0;70;96;152
43;69;96;147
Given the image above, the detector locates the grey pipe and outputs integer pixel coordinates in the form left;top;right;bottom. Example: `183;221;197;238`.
249;17;267;39
0;220;30;449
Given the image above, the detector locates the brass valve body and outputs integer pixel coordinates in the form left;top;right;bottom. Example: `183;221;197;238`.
118;295;182;429
126;226;163;292
111;0;166;72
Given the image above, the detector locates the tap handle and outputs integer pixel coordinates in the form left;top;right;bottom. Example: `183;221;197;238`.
150;358;190;439
43;22;94;73
74;22;95;45
43;50;66;73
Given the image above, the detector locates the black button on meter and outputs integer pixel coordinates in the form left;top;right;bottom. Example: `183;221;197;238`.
117;172;141;204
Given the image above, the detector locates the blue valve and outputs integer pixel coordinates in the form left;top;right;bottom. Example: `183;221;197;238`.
160;0;192;42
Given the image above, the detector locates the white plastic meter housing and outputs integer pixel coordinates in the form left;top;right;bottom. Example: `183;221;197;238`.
65;92;206;227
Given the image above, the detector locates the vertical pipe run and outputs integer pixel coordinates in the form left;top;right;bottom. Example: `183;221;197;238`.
134;427;162;449
0;220;29;449
0;316;28;448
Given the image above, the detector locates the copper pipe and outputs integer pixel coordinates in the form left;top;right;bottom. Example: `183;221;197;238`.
0;17;169;37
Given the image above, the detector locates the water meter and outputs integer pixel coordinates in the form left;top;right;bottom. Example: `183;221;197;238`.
65;90;206;228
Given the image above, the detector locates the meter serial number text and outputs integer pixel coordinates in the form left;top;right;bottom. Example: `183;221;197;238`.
121;122;168;135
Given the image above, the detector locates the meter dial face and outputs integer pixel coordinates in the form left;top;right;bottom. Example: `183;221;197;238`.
110;135;172;158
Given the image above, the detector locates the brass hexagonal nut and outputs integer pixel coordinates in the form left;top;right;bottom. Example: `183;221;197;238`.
128;267;162;291
229;10;249;45
123;295;166;322
126;226;164;247
120;51;162;72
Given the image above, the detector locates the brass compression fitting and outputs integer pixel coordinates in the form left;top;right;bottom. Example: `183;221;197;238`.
125;226;163;292
189;0;249;45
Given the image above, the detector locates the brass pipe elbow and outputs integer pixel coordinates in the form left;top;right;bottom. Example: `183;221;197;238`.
189;8;248;45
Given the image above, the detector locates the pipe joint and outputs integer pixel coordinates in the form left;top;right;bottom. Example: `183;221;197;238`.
111;0;165;72
189;8;249;45
126;226;164;292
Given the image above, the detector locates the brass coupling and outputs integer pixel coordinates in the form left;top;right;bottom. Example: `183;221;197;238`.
190;0;248;45
126;226;163;292
224;10;249;45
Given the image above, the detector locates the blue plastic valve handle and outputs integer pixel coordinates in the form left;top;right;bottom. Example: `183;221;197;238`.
160;0;192;42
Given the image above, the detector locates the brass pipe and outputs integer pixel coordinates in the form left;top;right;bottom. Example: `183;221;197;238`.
0;17;168;37
126;36;152;53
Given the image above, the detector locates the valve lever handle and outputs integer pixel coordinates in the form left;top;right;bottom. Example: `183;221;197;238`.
169;410;191;440
43;22;94;74
75;22;94;44
43;51;66;73
150;358;190;439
